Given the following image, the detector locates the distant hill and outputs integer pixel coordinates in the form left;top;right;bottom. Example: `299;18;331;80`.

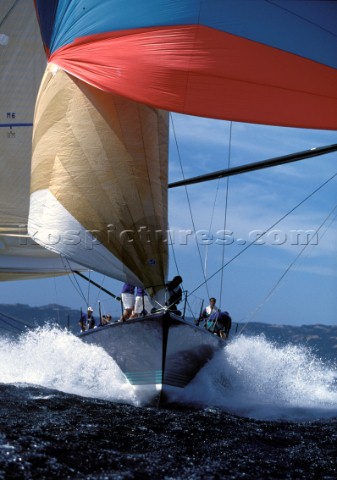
0;303;81;335
235;322;337;363
0;304;336;362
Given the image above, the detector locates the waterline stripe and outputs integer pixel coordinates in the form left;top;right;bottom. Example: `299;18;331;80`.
126;370;163;385
125;370;191;387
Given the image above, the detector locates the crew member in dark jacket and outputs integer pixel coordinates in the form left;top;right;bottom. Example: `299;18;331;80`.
166;276;183;315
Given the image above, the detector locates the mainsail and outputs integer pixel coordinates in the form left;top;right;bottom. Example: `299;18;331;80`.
28;0;337;290
0;0;83;281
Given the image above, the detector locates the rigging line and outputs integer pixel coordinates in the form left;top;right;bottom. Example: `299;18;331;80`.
0;311;34;329
0;317;22;332
168;230;180;277
0;324;19;333
165;231;190;315
52;276;61;324
0;310;35;327
63;258;88;304
219;121;232;308
169;113;210;298
73;270;121;301
266;0;337;38
87;269;91;305
188;170;337;297
183;291;203;321
238;202;337;334
185;301;197;321
0;0;20;28
204;179;220;278
93;274;108;309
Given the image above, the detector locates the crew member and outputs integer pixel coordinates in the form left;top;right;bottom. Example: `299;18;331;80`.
79;306;96;332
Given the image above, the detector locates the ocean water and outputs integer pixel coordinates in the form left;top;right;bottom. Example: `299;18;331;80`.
0;326;336;479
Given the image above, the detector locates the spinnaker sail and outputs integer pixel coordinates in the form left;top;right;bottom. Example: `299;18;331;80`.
26;0;337;290
34;0;337;129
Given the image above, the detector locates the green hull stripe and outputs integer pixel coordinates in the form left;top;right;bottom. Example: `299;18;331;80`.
125;370;163;384
125;370;191;386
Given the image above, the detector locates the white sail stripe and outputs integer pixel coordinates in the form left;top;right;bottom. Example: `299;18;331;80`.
28;189;142;286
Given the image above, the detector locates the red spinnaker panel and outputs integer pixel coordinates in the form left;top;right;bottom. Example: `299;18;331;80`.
50;25;337;129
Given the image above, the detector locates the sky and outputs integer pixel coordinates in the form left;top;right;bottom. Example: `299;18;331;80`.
0;115;336;326
166;116;337;326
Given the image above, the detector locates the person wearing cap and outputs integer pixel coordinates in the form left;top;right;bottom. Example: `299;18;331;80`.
79;306;96;332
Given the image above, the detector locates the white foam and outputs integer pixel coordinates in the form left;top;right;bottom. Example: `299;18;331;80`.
1;328;336;420
0;325;137;405
175;334;337;420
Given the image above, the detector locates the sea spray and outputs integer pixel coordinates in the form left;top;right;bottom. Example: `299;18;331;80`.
0;325;137;404
174;334;337;420
1;327;336;420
